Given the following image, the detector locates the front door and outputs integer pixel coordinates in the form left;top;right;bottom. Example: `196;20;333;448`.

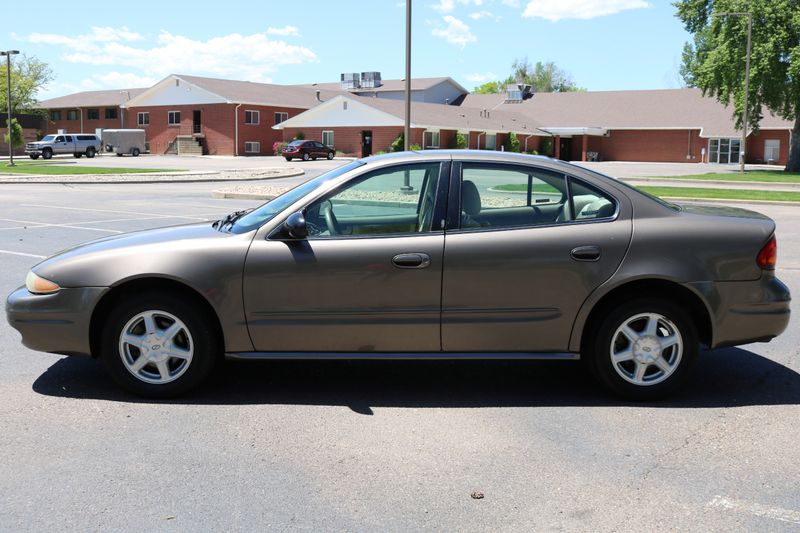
361;130;373;157
193;110;202;134
559;138;573;161
243;161;448;352
441;162;632;353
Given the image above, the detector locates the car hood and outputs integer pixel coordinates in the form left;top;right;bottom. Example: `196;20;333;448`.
33;222;252;288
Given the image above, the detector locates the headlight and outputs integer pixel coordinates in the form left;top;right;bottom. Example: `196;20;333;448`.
26;271;60;295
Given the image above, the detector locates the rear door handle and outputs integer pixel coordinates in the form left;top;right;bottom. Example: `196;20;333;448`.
570;245;601;262
392;253;431;269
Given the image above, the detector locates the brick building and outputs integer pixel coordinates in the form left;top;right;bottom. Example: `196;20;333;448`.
37;88;147;136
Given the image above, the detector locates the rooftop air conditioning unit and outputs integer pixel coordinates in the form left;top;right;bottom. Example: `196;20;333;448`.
340;73;361;90
361;71;382;89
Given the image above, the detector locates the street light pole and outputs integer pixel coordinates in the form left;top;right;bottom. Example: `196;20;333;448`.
1;50;19;167
404;0;411;151
715;11;752;174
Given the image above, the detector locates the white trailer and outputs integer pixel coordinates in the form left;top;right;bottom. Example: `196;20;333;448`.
102;129;146;156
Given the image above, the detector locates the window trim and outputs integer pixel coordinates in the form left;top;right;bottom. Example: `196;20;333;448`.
244;141;261;154
137;112;150;126
274;112;288;125
168;110;181;126
245;110;260;125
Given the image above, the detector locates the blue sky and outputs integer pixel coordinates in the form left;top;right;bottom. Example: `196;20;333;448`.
7;0;691;99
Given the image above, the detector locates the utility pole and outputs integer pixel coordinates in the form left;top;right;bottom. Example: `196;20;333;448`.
715;11;752;173
404;0;411;151
1;50;20;166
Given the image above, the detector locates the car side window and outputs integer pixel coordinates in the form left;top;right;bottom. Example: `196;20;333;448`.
305;163;442;238
458;164;616;230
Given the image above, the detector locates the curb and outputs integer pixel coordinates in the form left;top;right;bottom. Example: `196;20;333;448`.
623;176;800;191
666;197;800;207
211;190;282;200
0;167;304;184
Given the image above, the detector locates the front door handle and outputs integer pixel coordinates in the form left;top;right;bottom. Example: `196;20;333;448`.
570;245;601;262
392;253;431;269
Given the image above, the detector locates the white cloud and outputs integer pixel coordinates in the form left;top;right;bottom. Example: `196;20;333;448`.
464;72;497;83
522;0;649;21
15;28;318;84
431;0;456;12
502;0;520;6
432;16;477;47
469;10;499;20
266;25;300;37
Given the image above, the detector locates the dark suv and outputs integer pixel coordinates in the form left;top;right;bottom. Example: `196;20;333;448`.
282;140;335;161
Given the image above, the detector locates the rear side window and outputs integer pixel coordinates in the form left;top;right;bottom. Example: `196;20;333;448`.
76;135;96;141
567;179;617;221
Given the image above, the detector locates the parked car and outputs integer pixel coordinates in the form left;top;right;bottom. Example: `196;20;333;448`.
5;151;790;399
102;129;146;157
25;133;102;160
282;140;335;161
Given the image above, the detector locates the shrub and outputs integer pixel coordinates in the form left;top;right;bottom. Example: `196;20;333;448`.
272;141;286;156
409;143;422;151
293;131;305;140
390;132;405;152
3;118;23;151
504;132;521;153
539;137;554;157
449;132;467;149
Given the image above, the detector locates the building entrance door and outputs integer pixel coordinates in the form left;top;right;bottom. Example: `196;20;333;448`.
193;110;202;134
361;130;373;157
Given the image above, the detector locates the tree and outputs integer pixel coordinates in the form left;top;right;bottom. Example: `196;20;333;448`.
512;57;584;93
504;132;520;152
0;55;53;113
3;118;24;155
675;0;800;172
472;80;505;94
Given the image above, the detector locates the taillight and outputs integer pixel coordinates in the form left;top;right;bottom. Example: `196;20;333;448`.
757;235;777;270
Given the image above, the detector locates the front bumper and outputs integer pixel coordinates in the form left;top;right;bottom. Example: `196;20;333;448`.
691;274;791;348
5;286;108;357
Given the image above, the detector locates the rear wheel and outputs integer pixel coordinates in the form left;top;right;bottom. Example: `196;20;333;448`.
302;152;310;161
101;291;220;397
584;299;697;400
116;152;124;157
131;148;140;157
74;153;82;158
86;146;96;158
284;157;292;162
42;148;52;160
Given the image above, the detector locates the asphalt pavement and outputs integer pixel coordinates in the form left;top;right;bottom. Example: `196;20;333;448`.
1;176;798;531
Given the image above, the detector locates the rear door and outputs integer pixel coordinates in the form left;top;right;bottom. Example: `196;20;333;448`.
441;161;633;353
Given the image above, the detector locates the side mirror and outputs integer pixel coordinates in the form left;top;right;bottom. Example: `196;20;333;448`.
283;211;308;239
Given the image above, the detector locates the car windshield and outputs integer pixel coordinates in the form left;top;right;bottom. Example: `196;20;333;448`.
229;160;365;234
288;140;305;147
41;135;55;142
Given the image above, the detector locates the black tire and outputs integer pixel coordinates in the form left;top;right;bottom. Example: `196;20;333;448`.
74;153;82;158
86;146;96;158
583;298;698;401
131;148;140;157
326;152;334;160
42;148;52;160
302;152;310;161
116;152;124;157
30;154;39;160
284;157;292;162
101;291;220;398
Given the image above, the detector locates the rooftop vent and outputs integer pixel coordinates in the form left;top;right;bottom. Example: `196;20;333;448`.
360;71;382;89
340;73;361;90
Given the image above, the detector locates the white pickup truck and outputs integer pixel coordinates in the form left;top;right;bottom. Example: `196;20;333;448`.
25;133;102;160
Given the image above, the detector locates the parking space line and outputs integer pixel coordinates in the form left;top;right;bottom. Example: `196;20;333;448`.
21;203;211;220
0;218;122;234
0;249;47;259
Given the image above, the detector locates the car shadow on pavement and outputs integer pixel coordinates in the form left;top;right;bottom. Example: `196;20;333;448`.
32;347;800;412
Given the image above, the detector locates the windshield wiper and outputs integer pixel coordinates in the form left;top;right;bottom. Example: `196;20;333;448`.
213;209;253;231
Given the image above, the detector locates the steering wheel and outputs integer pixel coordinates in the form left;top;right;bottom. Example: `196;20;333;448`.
320;200;341;235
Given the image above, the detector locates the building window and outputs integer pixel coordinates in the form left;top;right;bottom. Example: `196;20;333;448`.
245;141;261;154
708;138;740;164
245;110;260;125
274;112;288;125
87;108;100;120
105;108;118;119
485;133;497;150
168;111;181;126
764;139;780;163
423;130;440;149
66;110;78;121
138;112;150;126
50;110;62;121
322;130;334;148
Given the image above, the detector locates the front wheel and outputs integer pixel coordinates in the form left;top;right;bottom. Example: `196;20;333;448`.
29;154;39;160
42;149;52;160
101;292;220;397
284;157;292;162
584;299;698;400
326;152;334;160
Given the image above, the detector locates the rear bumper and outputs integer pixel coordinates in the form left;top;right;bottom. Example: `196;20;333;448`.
691;274;791;348
5;286;108;357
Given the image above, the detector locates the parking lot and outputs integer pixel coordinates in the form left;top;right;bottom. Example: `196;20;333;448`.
1;170;799;530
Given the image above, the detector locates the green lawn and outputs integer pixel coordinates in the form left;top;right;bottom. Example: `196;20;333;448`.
640;186;800;202
643;171;800;183
493;184;528;192
1;164;184;175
